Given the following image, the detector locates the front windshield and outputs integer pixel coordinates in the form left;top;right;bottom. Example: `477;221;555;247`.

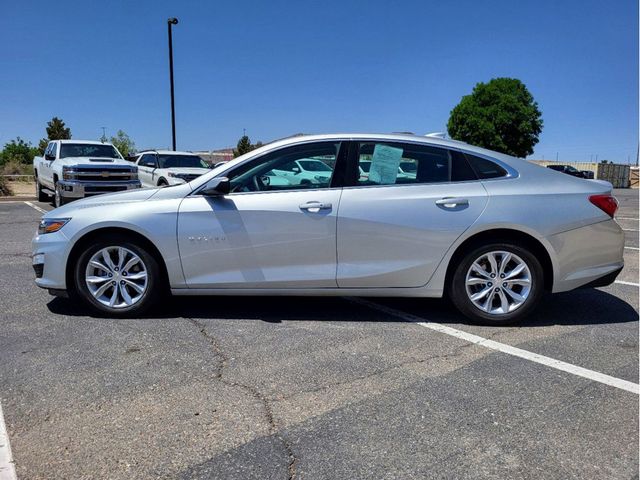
59;144;122;159
566;166;578;173
157;155;209;169
298;160;332;172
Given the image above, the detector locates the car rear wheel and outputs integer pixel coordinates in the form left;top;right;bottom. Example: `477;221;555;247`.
449;243;544;325
73;236;163;317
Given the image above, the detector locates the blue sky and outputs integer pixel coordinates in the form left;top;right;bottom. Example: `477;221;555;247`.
1;0;637;161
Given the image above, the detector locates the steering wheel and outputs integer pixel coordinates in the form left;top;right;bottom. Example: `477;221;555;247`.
252;175;268;191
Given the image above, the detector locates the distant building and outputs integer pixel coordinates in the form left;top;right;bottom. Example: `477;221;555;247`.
193;148;234;166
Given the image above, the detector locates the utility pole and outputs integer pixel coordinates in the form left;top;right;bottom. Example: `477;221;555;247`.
167;17;179;151
100;127;107;143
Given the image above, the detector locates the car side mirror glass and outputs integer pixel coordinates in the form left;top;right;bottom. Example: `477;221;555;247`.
292;166;300;173
201;177;230;196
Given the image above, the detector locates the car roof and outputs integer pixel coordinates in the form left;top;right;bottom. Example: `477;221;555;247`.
136;149;198;156
56;139;113;146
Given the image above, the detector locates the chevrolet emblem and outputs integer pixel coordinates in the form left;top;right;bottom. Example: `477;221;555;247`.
101;171;109;178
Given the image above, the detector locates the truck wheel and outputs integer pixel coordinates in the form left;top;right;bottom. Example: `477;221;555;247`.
73;235;163;317
449;243;544;325
35;176;48;202
54;182;67;208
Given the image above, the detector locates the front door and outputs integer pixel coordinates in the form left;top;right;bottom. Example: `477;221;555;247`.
137;154;157;187
337;141;489;288
177;141;346;288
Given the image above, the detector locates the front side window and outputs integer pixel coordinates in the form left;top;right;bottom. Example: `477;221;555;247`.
227;142;340;193
138;154;157;168
355;142;477;186
59;143;122;159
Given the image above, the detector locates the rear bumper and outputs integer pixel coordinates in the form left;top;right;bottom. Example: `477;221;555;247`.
58;180;141;199
547;219;625;293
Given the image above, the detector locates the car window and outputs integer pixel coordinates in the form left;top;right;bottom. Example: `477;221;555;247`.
227;142;340;193
157;155;209;169
50;143;58;158
355;142;477;186
138;154;157;168
59;143;121;159
464;153;508;179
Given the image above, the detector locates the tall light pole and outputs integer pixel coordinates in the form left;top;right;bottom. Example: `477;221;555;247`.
167;17;179;151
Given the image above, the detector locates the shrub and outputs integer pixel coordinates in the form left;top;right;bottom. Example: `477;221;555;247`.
0;176;13;196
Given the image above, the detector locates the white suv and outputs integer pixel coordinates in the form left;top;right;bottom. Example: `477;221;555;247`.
270;158;333;186
135;150;211;187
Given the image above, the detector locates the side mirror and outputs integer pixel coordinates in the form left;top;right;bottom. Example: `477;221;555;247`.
214;162;226;168
201;177;230;196
292;166;301;174
45;154;55;161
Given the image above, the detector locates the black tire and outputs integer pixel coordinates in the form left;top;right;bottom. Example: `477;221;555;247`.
53;181;67;208
35;176;48;202
449;242;544;325
73;234;164;317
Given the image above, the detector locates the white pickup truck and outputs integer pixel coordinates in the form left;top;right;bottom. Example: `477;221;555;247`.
133;150;212;188
34;140;141;207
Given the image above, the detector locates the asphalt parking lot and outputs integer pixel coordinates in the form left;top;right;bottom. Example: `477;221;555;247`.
0;189;638;479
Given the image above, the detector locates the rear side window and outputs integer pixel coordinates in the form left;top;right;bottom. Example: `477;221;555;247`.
464;153;508;179
355;142;477;186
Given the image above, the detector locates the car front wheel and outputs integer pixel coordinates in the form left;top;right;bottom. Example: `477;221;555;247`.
449;243;544;325
73;236;163;316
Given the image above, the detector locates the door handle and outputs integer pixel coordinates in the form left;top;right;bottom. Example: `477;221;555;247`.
435;197;469;208
299;201;332;212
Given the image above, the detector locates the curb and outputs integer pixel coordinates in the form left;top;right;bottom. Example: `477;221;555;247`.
0;196;37;202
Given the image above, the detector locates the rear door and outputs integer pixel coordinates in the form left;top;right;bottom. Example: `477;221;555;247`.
337;141;488;288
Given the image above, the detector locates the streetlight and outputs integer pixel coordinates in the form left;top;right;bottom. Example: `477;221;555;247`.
167;17;179;151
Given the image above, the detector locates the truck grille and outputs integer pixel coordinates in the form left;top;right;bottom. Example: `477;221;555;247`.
70;166;137;182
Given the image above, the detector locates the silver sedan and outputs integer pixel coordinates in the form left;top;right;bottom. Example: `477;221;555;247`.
32;133;624;324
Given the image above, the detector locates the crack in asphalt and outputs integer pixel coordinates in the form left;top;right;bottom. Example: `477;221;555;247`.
187;318;298;480
0;252;32;258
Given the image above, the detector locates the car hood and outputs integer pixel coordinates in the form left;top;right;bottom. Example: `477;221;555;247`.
56;156;132;167
45;188;160;218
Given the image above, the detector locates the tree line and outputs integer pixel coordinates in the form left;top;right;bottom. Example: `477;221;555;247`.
2;77;547;169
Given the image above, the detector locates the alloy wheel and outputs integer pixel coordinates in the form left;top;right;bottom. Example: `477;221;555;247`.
84;246;148;309
465;250;532;315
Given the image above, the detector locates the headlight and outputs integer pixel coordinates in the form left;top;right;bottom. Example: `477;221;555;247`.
38;218;70;235
62;166;76;180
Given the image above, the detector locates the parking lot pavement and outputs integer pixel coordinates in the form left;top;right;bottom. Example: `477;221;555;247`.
0;192;638;479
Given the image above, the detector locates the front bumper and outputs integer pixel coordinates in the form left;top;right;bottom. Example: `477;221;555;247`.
32;229;70;290
547;219;625;293
58;179;141;199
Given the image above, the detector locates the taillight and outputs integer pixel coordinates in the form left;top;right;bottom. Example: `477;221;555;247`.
589;194;618;218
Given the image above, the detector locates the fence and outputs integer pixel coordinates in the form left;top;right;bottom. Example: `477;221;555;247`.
529;161;631;188
631;167;639;189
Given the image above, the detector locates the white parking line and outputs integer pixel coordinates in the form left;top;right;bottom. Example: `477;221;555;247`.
22;201;46;214
625;246;639;251
622;228;639;232
615;280;640;287
347;298;640;395
0;403;17;480
616;216;639;220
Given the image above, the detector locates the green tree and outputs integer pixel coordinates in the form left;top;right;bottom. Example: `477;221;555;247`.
36;116;72;155
46;117;71;140
447;78;543;158
109;130;136;157
0;137;40;165
233;135;254;158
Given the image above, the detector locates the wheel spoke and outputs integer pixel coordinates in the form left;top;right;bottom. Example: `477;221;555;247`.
125;271;147;281
89;259;111;273
93;281;112;298
108;285;119;307
123;278;144;294
119;283;133;305
117;248;126;270
467;277;488;285
471;285;492;301
102;251;115;271
86;275;110;284
498;289;510;313
122;256;140;272
471;262;491;279
504;263;526;280
486;253;498;275
498;253;512;276
503;287;525;303
481;291;494;312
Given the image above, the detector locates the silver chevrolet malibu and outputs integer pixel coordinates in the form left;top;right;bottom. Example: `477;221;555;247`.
32;133;624;324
